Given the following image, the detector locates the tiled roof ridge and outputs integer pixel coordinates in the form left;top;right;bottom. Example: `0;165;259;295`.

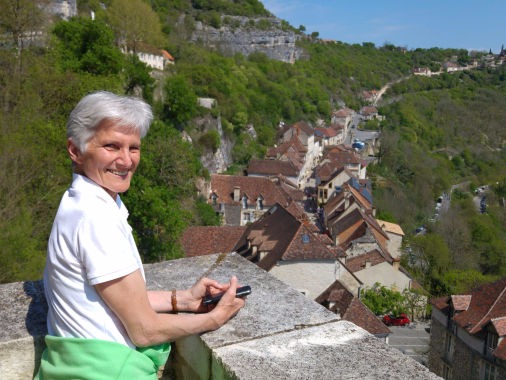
470;283;506;334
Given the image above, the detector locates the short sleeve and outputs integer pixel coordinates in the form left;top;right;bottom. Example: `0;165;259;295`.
77;212;139;285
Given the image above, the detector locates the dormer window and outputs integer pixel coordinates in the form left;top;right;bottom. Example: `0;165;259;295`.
256;195;264;210
211;193;218;205
241;195;248;209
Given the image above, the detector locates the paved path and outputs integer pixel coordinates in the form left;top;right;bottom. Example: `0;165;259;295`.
387;322;431;366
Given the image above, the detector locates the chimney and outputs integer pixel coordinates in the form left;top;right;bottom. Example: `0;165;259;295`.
233;186;240;202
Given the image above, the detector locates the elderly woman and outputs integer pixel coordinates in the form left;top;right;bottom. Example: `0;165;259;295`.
37;91;245;379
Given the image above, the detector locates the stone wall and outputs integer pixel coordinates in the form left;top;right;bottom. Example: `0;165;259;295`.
1;253;441;379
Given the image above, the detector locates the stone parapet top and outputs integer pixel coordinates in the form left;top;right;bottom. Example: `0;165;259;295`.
0;253;441;379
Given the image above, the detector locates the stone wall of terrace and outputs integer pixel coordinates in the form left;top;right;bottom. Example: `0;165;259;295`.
0;253;440;379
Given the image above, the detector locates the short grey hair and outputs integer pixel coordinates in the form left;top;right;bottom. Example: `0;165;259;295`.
67;91;153;152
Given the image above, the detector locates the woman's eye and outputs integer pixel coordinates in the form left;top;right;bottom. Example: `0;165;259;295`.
104;144;118;150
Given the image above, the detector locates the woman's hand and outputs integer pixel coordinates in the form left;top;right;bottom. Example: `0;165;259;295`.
186;277;229;312
186;276;246;320
207;276;246;328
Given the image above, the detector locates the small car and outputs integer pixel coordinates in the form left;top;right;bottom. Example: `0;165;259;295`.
352;141;365;150
382;313;410;326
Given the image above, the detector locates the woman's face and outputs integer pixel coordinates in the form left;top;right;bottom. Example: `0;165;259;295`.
68;119;141;199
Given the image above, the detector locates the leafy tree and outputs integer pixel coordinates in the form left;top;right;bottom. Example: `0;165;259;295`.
194;198;220;226
124;121;205;262
105;0;164;52
122;54;155;102
0;0;48;51
162;75;199;126
51;18;124;75
441;269;497;294
361;283;406;316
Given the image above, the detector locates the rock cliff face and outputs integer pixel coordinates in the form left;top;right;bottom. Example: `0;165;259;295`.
195;116;234;174
191;16;303;64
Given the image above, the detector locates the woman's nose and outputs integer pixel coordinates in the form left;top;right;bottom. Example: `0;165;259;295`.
117;148;133;167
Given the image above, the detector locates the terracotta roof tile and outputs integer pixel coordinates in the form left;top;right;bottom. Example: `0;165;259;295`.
315;127;338;138
181;226;246;257
345;250;386;273
376;219;405;236
233;203;342;270
246;159;299;177
451;295;472;311
431;277;506;360
315;280;390;336
491;316;506;336
332;108;354;118
210;174;295;209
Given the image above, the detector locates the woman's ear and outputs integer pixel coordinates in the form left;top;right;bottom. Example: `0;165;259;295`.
67;138;83;165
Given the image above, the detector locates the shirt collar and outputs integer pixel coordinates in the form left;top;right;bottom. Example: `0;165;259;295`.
70;173;129;218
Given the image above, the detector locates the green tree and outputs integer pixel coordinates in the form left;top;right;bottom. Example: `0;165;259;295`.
361;283;406;316
122;54;155;101
106;0;164;52
51;18;124;75
162;75;198;126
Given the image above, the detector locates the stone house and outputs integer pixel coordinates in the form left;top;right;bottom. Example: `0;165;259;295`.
359;106;380;121
322;179;374;235
246;159;301;188
331;107;355;130
125;43;175;70
323;145;367;179
315;163;354;205
265;135;309;183
376;219;405;259
233;203;356;300
429;277;506;380
277;121;320;186
314;127;341;147
344;249;413;292
209;174;305;226
413;67;432;76
361;90;379;104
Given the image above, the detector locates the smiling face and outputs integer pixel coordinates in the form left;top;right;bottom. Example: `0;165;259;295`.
68;119;141;199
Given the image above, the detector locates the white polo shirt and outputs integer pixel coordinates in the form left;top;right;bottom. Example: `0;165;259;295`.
44;174;144;348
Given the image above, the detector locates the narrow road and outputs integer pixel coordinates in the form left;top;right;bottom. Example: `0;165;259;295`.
373;75;412;106
388;322;431;366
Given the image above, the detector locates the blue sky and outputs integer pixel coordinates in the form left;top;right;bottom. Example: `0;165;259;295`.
262;0;505;52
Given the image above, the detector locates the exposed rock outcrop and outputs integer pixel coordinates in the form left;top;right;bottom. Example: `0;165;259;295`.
191;16;303;63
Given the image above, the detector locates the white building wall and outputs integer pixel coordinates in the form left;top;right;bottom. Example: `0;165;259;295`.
269;260;337;299
355;262;411;291
385;233;403;259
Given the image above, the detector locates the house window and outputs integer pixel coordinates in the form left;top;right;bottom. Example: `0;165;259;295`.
211;193;217;205
241;195;248;209
481;361;497;380
256;196;264;210
442;364;452;380
243;212;252;224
